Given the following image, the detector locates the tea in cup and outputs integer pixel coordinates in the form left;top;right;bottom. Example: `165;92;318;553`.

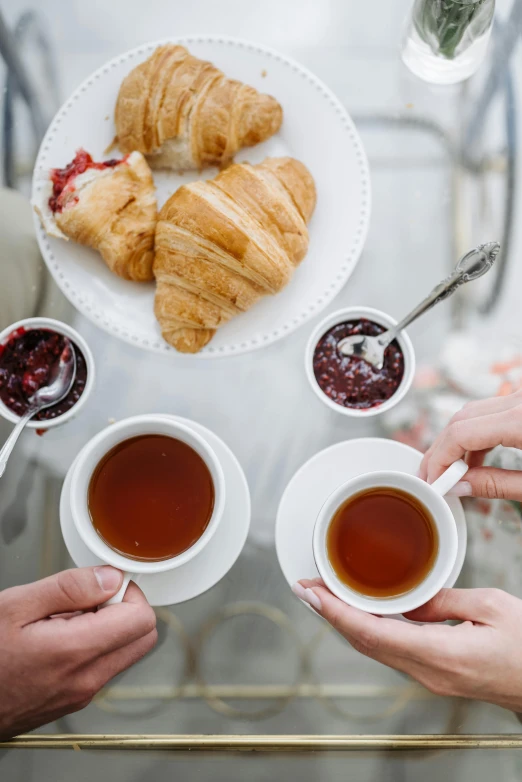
313;460;468;615
69;415;226;603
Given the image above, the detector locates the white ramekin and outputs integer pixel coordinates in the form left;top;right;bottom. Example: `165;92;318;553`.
305;306;416;418
0;317;95;429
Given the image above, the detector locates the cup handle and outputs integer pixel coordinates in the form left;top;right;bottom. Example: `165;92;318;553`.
429;459;469;496
100;572;137;608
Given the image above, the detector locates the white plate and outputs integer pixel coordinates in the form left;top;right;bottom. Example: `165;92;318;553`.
32;36;371;358
276;438;467;604
60;416;251;606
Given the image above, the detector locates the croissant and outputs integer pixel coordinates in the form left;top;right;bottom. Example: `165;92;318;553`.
33;149;157;281
115;44;283;171
154;156;316;352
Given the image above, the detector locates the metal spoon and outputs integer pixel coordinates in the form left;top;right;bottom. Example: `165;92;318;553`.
0;339;76;478
337;242;500;369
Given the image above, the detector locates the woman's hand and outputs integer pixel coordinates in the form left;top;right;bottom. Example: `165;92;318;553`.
293;579;522;712
291;391;522;712
0;567;157;741
420;389;522;499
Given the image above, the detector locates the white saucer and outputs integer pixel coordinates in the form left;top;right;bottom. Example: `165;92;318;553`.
60;416;251;606
276;438;467;599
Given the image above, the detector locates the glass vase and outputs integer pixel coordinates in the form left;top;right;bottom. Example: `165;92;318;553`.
402;0;495;85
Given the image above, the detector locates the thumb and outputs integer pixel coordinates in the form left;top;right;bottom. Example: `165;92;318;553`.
448;467;522;500
404;587;505;624
7;567;123;624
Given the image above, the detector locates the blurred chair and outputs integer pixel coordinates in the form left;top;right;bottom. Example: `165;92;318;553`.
0;10;70;328
0;9;58;192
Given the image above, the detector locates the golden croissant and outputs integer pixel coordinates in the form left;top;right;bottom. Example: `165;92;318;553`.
33;149;157;281
154;156;316;353
115;44;283;171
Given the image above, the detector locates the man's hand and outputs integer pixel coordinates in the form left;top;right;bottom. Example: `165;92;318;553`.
294;579;522;712
0;567;157;740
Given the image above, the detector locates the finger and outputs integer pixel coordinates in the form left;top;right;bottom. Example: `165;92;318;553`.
83;627;158;696
450;394;522;425
420;415;472;481
426;409;522;483
466;448;491;469
48;611;84;620
294;581;435;665
299;577;325;588
120;580;150;606
423;444;489;482
42;582;157;658
419;395;522;480
419;443;436;481
4;567;123;625
447;466;522;500
419;433;445;481
404;587;511;624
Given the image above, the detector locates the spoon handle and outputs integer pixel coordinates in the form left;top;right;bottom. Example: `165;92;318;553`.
0;408;38;478
380;270;463;347
378;242;500;349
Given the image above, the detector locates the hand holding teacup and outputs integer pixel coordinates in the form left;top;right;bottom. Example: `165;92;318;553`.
294;577;522;711
419;388;522;499
311;459;468;615
0;566;157;741
294;389;522;714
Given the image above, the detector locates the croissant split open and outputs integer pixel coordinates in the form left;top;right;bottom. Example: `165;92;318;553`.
154;156;316;353
34;149;157;282
115;44;283;171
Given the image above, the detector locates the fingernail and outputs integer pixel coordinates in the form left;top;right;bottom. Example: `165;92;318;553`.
447;481;472;497
291;582;307;600
291;582;322;611
94;566;123;592
304;588;322;611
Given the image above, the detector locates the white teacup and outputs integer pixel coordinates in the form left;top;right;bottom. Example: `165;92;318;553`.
313;460;468;615
69;414;226;604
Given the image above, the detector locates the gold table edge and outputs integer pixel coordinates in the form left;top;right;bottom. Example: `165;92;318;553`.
2;734;522;751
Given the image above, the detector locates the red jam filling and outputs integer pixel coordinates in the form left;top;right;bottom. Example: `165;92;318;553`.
0;328;87;422
313;319;405;410
49;148;127;213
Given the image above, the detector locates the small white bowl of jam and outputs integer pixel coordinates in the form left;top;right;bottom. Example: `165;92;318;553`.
305;306;416;417
0;317;95;430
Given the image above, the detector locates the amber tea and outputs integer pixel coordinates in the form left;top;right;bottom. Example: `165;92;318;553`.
326;486;438;598
88;434;215;561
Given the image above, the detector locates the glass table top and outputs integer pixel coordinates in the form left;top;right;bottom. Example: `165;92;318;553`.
1;0;522;777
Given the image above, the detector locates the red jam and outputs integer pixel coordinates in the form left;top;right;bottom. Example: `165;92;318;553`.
313;319;405;410
49;148;126;213
0;328;88;421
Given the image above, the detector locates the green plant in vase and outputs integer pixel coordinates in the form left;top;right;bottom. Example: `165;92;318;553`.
413;0;495;59
402;0;495;83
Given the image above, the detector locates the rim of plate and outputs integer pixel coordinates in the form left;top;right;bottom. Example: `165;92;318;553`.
32;35;371;358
